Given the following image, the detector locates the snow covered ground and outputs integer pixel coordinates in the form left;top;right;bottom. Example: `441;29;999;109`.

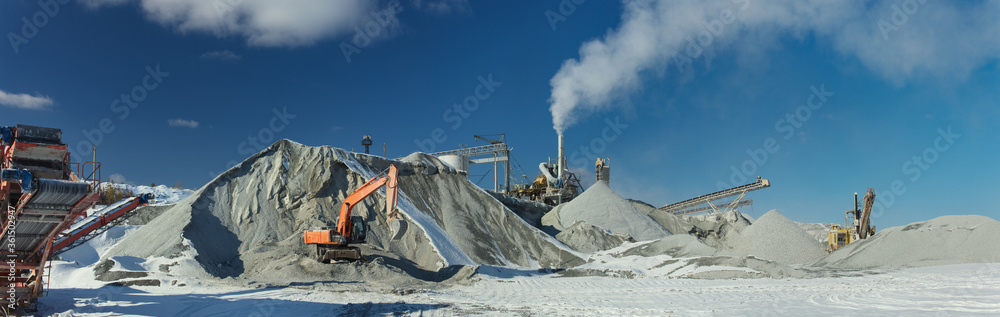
39;262;1000;316
42;227;1000;316
31;147;999;316
102;183;194;205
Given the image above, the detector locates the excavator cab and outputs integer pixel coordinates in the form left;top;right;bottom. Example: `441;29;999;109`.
349;215;367;243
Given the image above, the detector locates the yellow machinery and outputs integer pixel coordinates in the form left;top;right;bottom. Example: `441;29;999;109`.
509;174;548;202
827;188;876;252
827;224;853;251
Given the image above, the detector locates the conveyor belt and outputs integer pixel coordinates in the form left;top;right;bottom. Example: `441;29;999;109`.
3;179;91;257
53;195;148;255
673;199;754;215
659;178;770;214
25;179;90;209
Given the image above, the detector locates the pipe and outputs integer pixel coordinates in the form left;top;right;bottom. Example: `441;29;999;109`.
854;192;859;230
557;134;564;187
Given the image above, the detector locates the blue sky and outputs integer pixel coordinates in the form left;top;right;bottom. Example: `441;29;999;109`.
2;0;998;228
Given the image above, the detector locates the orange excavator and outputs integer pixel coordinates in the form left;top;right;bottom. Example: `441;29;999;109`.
303;165;407;262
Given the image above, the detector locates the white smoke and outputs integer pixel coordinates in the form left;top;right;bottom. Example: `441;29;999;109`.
549;0;1000;133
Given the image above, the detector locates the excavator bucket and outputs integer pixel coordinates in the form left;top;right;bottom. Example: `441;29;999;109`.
389;217;407;240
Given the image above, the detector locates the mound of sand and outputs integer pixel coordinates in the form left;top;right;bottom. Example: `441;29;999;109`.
556;221;635;253
617;234;720;258
796;221;831;245
726;210;827;265
488;191;552;228
686;210;753;236
102;140;582;286
647;209;697;236
627;199;656;215
574;234;811;279
816;215;1000;269
541;182;670;241
123;205;174;226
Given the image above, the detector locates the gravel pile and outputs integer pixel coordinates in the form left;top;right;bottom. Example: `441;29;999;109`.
542;182;670;242
726;210;827;265
101;140;582;287
816;215;1000;269
556;221;635;253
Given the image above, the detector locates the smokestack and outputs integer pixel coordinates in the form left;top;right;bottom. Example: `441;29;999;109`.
557;134;564;185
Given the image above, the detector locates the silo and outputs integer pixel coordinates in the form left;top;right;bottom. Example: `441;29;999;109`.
439;155;469;175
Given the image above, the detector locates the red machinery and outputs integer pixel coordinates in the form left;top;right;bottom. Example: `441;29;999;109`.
52;193;153;255
2;125;101;314
303;164;406;262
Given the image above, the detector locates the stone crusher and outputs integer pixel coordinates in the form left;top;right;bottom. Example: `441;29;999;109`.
1;125;101;314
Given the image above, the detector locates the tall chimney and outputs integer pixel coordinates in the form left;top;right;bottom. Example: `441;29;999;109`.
557;134;564;186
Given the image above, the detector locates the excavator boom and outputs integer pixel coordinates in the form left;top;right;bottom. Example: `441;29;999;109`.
304;164;405;262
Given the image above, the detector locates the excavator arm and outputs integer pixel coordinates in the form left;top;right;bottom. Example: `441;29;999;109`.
304;164;404;262
859;188;876;239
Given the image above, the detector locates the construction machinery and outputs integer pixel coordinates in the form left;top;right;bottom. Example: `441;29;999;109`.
658;177;770;215
508;157;582;206
828;188;876;252
428;134;512;192
595;157;610;184
52;193;154;256
303;165;406;262
508;134;582;206
425;133;580;205
2;124;101;314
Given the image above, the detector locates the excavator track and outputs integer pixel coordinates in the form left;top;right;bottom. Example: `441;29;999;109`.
316;245;364;263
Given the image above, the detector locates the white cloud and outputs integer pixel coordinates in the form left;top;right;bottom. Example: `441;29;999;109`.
549;0;1000;133
411;0;471;15
200;49;242;61
108;173;130;184
167;118;200;128
87;0;395;47
0;89;54;110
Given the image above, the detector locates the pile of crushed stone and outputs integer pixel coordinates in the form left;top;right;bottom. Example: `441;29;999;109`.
541;182;670;242
817;215;1000;269
88;139;1000;285
724;210;828;265
555;221;635;253
100;140;582;287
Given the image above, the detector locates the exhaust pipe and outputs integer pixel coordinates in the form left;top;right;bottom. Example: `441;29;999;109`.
557;134;564;187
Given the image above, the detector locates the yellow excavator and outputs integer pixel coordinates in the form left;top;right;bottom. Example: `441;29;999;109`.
828;188;876;252
303;165;406;262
